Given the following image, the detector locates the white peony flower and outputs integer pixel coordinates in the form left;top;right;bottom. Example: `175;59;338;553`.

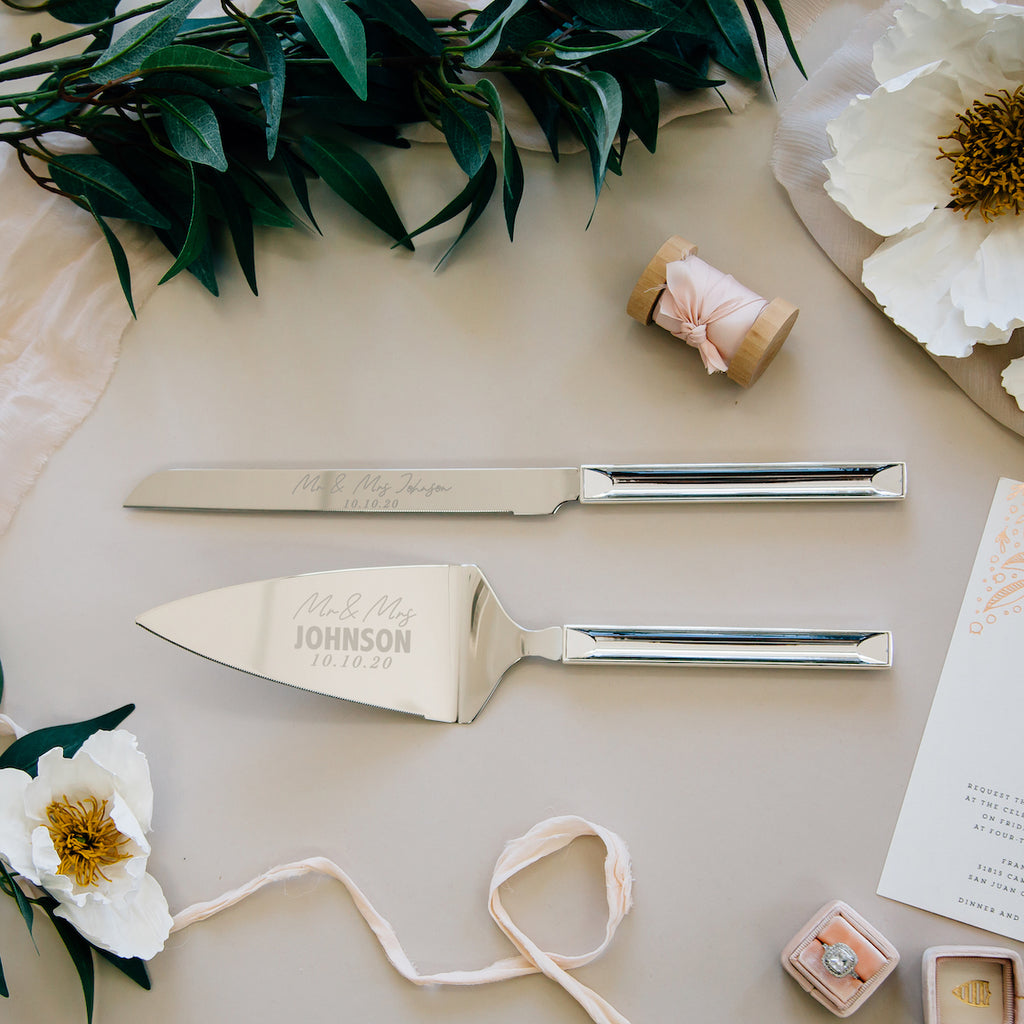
823;0;1024;360
0;730;172;960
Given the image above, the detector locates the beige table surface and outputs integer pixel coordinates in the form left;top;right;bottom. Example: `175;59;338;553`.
3;2;1024;1021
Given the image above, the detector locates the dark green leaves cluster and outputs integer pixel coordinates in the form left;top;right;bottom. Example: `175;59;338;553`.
0;0;802;307
0;683;149;1024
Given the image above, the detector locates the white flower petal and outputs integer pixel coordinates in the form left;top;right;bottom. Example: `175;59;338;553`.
80;731;153;832
25;747;116;820
57;872;173;960
0;769;36;880
949;217;1024;332
862;210;1013;356
1001;356;1024;410
825;63;962;236
873;0;1001;83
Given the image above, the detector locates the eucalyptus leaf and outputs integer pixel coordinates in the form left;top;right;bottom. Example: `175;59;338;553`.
48;154;170;229
46;0;118;26
564;0;665;30
296;0;367;100
348;0;440;55
0;704;134;777
461;0;529;69
300;134;411;248
751;0;805;76
159;163;210;284
159;95;228;171
91;0;203;83
280;146;321;232
44;906;95;1024
141;44;272;87
396;152;496;261
211;173;258;294
547;26;661;61
619;73;659;153
0;952;7;999
469;79;522;240
0;863;35;942
247;17;285;159
439;95;491;178
697;0;759;79
86;201;137;316
563;68;621;206
94;948;151;990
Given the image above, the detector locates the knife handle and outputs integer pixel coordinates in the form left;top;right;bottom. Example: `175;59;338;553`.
578;462;905;502
562;627;891;668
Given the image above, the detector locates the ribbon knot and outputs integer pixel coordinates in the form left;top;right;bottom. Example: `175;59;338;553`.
652;256;769;374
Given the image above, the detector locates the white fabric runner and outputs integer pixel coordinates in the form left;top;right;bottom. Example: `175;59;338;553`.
0;0;826;535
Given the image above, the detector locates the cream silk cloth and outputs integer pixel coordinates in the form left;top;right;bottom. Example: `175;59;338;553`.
770;0;1024;439
0;0;826;535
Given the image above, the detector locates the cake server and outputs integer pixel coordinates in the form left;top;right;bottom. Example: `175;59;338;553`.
124;461;906;515
137;564;892;723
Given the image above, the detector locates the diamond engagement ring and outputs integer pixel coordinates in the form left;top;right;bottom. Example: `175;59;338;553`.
822;942;859;978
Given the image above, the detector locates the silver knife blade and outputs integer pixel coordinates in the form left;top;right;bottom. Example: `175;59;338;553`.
124;462;906;516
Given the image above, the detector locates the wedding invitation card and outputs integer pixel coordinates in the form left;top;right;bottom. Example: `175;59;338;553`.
879;478;1024;941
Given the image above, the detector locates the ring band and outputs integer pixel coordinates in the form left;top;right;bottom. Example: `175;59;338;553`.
822;941;859;979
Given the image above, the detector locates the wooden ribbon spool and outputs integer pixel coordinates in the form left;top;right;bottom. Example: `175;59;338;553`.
626;236;799;388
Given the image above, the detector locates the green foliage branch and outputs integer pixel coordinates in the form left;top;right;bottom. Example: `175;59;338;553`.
0;0;803;307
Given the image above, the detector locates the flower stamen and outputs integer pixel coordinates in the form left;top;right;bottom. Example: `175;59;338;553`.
938;86;1024;220
46;795;131;887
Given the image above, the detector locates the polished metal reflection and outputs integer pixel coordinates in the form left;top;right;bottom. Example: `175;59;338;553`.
139;564;893;725
125;461;905;516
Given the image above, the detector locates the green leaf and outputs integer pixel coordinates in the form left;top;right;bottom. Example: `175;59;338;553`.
750;0;805;76
397;152;496;258
280;145;321;232
86;201;137;316
140;44;272;87
47;0;119;26
565;0;666;29
211;173;258;295
620;73;659;153
300;135;411;248
159;163;209;283
563;69;621;209
296;0;367;100
0;863;35;943
159;95;228;171
0;704;134;777
91;0;204;83
0;654;4;703
49;154;170;229
462;0;530;69
349;0;441;55
45;907;95;1024
247;18;286;159
470;79;522;240
440;95;491;178
0;951;7;999
547;26;661;60
94;948;151;990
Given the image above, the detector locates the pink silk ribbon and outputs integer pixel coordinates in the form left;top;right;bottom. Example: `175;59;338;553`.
171;815;634;1024
653;257;769;373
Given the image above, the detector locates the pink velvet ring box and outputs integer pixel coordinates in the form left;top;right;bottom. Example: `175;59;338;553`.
781;900;900;1016
923;946;1024;1024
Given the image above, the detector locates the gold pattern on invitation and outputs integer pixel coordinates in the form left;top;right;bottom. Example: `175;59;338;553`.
952;980;992;1007
971;483;1024;634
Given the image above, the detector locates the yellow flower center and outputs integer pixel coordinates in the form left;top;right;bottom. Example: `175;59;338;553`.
46;795;131;887
938;86;1024;220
